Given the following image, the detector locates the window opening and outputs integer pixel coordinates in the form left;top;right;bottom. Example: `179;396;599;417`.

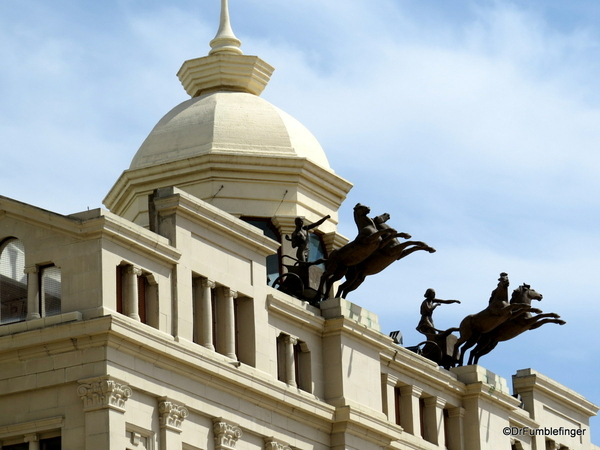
0;238;27;324
394;387;401;426
240;217;281;285
419;398;426;440
138;274;147;324
40;265;61;317
41;436;61;450
308;232;327;267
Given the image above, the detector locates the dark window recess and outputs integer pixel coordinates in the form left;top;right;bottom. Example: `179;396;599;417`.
240;218;281;286
40;265;61;317
0;238;27;325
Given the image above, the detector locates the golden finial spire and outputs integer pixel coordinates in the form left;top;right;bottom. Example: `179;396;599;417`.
209;0;243;55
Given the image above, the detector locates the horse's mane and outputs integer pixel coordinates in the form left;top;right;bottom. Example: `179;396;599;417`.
510;284;528;304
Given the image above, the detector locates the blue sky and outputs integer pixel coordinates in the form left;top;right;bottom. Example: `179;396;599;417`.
2;0;600;435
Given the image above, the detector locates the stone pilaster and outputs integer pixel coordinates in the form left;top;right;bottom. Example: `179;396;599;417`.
446;406;465;450
78;377;132;450
158;398;189;450
423;396;446;445
381;373;399;425
398;385;422;436
272;216;297;268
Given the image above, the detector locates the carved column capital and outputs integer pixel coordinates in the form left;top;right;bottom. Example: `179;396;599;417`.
213;418;243;450
202;278;216;289
271;216;298;236
284;334;298;346
77;377;132;412
399;384;423;398
424;395;446;409
125;265;143;276
322;231;348;254
381;372;399;387
221;287;238;299
23;433;39;443
24;265;39;274
264;437;292;450
158;398;189;432
447;406;465;418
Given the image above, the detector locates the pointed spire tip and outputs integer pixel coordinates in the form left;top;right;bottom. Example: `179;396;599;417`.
210;0;243;55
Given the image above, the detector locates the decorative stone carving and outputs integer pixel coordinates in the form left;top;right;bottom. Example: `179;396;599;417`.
77;377;132;412
125;265;143;277
202;278;216;290
222;287;238;300
23;433;39;443
213;418;243;450
158;398;189;431
264;437;292;450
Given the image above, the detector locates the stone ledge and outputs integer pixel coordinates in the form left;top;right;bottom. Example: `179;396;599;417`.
320;297;381;332
0;312;82;337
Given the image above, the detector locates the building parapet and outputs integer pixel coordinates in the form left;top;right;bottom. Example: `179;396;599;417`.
513;368;599;418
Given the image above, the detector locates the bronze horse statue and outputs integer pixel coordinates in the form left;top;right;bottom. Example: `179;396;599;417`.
317;204;408;301
335;213;435;298
452;273;540;366
467;284;565;365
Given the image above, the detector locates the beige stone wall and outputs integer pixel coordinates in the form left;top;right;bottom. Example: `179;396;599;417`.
1;195;598;450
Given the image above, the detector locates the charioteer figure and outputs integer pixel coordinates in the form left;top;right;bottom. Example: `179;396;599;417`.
286;215;330;263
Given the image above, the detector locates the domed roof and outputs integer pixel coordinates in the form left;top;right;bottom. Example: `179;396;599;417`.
129;91;330;170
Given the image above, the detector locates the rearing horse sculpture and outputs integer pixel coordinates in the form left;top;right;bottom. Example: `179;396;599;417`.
335;213;435;299
317;204;407;301
467;284;565;365
452;273;540;366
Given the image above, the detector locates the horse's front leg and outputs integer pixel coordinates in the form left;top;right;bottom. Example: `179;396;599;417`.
396;242;436;260
528;314;566;330
379;231;411;248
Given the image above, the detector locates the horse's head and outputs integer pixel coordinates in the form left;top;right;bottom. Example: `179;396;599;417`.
510;283;543;305
354;203;371;217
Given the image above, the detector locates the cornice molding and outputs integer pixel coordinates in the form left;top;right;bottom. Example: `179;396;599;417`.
152;187;280;258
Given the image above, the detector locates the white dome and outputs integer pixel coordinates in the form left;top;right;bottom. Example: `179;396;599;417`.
129;91;330;170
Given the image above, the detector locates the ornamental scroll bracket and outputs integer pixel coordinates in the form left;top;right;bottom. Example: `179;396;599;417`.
77;376;132;413
158;398;189;432
213;418;243;450
264;437;293;450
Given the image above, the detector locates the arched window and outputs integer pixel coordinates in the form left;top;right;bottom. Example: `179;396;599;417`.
0;238;27;324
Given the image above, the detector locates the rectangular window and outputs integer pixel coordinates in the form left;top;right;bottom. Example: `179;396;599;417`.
443;408;450;449
40;265;61;317
294;341;312;393
419;398;426;440
2;437;61;450
116;265;158;328
394;387;401;426
0;239;27;324
41;436;61;450
138;274;147;324
116;265;123;314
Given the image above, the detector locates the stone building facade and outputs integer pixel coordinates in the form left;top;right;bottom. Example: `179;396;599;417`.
0;3;597;449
